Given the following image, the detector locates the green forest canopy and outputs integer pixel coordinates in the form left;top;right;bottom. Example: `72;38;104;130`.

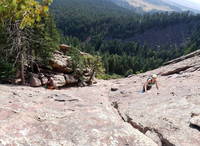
51;0;200;76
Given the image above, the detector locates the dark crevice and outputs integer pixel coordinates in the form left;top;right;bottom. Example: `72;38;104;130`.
153;129;176;146
189;123;200;132
126;115;150;133
126;115;175;146
67;99;79;102
112;101;175;146
54;99;66;102
111;101;126;121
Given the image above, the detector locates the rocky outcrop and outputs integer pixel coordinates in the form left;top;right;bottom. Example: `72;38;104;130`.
59;44;71;53
27;45;96;88
160;50;200;76
156;51;200;76
49;51;73;74
160;65;192;76
164;50;200;65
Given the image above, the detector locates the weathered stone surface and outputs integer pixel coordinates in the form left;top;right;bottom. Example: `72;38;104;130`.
2;50;200;145
109;51;200;146
145;130;162;146
0;83;157;146
49;51;73;73
52;74;66;87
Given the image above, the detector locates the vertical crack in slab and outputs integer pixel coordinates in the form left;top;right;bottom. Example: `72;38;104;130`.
112;101;175;146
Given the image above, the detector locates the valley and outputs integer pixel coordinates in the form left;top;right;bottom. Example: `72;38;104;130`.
1;1;200;145
52;0;200;76
114;0;200;13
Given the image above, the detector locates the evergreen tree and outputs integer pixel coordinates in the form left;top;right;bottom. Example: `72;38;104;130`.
0;0;54;84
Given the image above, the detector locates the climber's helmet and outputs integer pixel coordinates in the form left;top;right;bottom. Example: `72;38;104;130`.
152;74;157;79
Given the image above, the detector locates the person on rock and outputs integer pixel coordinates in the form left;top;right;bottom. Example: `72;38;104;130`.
142;74;159;92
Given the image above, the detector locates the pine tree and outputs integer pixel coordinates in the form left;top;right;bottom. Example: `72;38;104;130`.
0;0;53;84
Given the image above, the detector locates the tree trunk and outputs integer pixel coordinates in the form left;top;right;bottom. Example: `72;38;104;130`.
28;47;34;72
87;68;95;85
6;20;28;85
20;54;25;85
16;23;25;85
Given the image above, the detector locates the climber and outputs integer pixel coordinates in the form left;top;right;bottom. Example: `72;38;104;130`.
142;74;159;92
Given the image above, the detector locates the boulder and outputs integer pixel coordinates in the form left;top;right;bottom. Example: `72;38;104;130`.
41;77;48;85
111;87;118;91
93;80;97;84
30;74;42;87
52;74;66;87
64;74;78;85
49;51;73;73
14;78;22;85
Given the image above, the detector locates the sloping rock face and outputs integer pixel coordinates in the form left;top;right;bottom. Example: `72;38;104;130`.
1;50;200;145
109;50;200;146
0;83;157;146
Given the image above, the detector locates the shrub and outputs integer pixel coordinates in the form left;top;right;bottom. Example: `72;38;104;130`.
0;61;16;83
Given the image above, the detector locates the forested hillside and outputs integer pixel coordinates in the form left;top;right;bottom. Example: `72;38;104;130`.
0;0;61;83
1;0;199;79
51;0;200;76
0;0;104;85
